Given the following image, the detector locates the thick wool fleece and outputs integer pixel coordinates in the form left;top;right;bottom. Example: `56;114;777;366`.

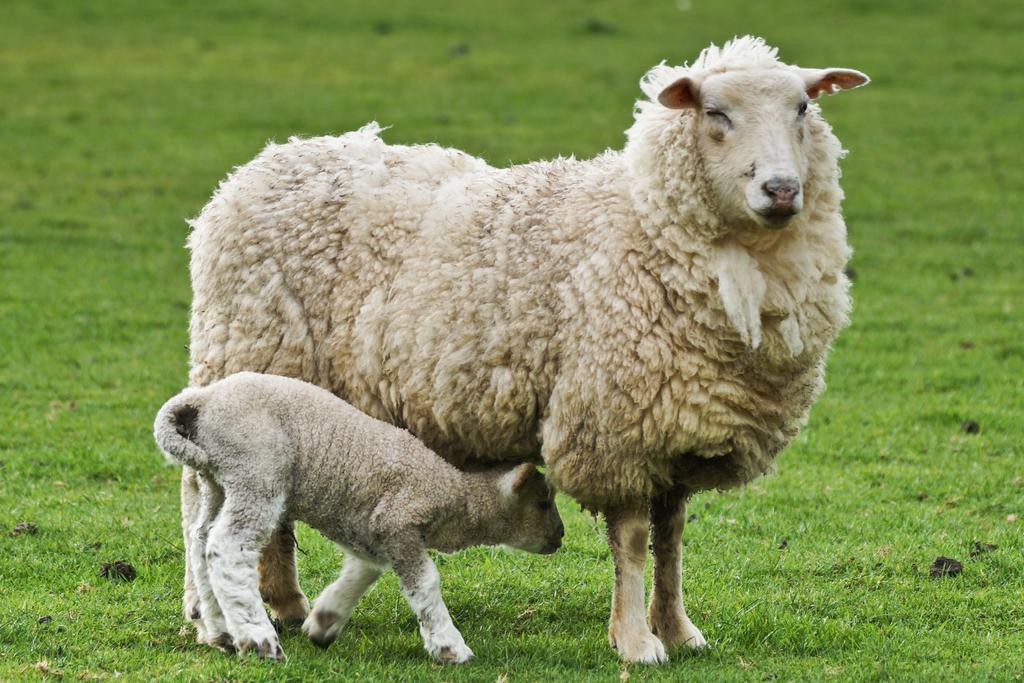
188;39;851;510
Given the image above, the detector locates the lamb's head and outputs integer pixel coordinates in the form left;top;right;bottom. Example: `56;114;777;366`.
494;463;564;555
630;36;868;234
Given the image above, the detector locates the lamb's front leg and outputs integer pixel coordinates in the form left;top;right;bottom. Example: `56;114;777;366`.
391;546;473;664
302;555;383;648
606;505;667;664
649;487;707;650
206;495;286;661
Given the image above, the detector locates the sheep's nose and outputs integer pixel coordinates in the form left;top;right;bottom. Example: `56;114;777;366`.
762;176;800;206
557;523;565;539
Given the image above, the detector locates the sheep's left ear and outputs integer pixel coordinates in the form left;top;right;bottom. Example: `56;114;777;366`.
658;76;699;109
502;463;538;496
797;68;870;99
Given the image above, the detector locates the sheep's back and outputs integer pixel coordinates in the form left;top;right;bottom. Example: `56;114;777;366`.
188;130;595;465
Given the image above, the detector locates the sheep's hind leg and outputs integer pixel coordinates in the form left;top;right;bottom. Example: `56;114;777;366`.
648;487;707;651
206;494;287;661
258;521;310;625
302;554;383;648
606;505;668;664
391;543;473;664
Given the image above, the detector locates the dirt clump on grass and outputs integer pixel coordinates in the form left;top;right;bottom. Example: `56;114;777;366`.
929;556;963;578
10;522;38;536
98;560;137;582
970;541;997;557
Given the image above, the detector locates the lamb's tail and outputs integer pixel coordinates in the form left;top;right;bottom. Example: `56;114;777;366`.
154;388;210;470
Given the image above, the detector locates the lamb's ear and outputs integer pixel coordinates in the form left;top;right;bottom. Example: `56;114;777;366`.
797;68;870;99
657;76;699;109
501;463;539;497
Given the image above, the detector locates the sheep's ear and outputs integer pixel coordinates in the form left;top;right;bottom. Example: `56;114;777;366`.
797;68;870;99
502;463;538;496
657;76;699;109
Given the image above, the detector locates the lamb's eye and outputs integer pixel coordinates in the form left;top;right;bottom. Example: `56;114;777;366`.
706;110;731;126
797;100;808;117
537;500;552;512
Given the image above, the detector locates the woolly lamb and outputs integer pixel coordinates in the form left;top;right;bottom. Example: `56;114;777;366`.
156;372;563;663
183;36;868;663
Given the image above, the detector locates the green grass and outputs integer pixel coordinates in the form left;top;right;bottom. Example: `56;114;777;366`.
2;0;1023;680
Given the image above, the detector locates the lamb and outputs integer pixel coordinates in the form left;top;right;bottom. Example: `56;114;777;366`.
182;36;868;663
155;372;564;663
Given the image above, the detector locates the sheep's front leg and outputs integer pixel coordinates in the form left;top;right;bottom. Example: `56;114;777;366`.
302;555;383;648
257;521;310;625
649;487;707;650
206;495;287;661
392;547;473;664
606;505;667;664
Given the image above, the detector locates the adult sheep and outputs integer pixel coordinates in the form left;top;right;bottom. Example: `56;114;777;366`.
182;36;868;664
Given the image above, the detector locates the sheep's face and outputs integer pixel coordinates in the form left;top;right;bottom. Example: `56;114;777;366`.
498;463;564;554
658;66;868;229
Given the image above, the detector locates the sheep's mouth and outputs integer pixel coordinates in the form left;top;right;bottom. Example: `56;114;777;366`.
754;207;798;228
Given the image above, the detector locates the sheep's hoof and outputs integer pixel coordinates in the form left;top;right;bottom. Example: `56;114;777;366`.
269;593;310;626
650;613;708;651
610;627;668;665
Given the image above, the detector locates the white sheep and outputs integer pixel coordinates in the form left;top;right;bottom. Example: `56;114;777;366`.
155;372;563;663
183;36;868;663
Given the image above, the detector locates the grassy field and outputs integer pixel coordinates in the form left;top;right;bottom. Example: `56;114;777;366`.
2;0;1023;680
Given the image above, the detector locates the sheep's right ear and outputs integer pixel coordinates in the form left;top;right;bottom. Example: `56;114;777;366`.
796;68;870;98
658;76;699;109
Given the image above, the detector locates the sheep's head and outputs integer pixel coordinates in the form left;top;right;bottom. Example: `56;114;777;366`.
633;37;868;233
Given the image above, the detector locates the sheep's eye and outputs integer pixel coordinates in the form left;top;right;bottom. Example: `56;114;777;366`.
706;110;731;126
537;500;552;512
797;100;808;117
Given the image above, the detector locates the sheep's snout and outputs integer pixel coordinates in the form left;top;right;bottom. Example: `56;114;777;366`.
754;174;802;225
763;176;800;207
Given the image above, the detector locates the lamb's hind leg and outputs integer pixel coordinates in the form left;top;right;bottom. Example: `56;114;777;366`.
188;476;233;652
302;555;383;649
258;521;310;625
181;467;204;636
206;494;287;661
648;486;707;650
606;505;668;664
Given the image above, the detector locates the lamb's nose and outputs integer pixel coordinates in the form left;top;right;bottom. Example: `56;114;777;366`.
762;177;800;205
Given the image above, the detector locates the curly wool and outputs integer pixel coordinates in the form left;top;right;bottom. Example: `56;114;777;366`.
187;38;852;509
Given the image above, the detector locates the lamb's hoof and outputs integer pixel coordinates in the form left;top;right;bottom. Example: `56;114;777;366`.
207;632;236;654
431;642;474;664
610;628;668;665
236;636;285;661
650;614;708;651
301;610;341;650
